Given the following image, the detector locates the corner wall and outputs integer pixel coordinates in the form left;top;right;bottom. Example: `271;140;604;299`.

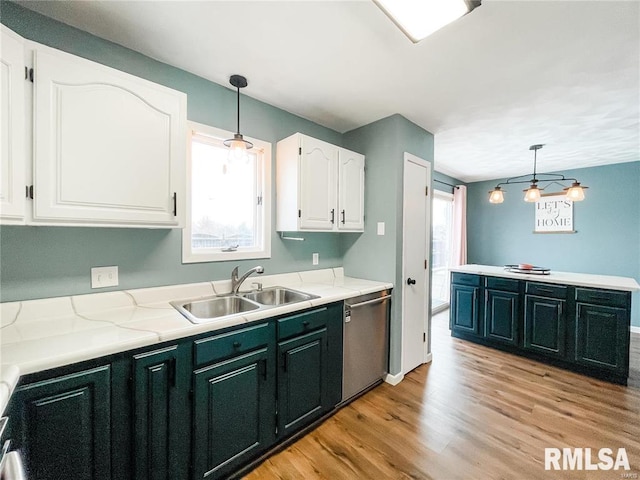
342;114;434;375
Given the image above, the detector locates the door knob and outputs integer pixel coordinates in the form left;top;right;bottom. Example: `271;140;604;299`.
407;278;416;285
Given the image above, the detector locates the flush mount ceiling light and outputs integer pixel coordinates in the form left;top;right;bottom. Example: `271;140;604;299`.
373;0;481;43
224;74;253;161
488;144;588;204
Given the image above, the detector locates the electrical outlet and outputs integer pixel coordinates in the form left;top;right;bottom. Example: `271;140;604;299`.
312;253;319;265
377;222;385;236
91;266;119;289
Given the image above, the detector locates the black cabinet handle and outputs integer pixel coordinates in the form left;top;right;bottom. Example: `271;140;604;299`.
341;210;346;224
233;341;241;349
302;320;310;328
330;209;335;224
407;278;416;285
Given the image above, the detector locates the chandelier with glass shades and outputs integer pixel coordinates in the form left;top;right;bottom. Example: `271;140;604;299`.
488;144;588;204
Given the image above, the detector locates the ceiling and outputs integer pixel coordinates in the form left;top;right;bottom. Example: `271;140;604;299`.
17;0;640;183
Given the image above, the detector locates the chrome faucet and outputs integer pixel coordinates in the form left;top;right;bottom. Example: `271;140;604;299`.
231;266;264;294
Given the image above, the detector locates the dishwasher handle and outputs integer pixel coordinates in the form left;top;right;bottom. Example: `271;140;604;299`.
346;294;392;309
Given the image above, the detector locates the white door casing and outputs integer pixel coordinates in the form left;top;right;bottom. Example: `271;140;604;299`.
401;153;432;374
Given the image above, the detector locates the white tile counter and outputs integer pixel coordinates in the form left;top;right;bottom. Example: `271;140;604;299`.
0;268;392;415
450;264;640;292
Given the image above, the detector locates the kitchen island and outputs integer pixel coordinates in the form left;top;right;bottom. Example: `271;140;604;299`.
449;265;639;385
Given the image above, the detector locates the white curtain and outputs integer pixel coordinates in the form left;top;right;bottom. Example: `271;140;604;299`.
451;185;467;266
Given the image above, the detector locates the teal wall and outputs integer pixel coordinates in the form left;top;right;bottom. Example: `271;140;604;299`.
0;2;346;302
467;161;640;327
342;114;434;375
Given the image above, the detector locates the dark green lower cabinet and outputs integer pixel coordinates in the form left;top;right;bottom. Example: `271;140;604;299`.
575;303;629;375
524;295;566;358
133;345;190;480
484;289;519;345
450;284;480;336
192;347;276;479
9;365;111;480
277;328;328;437
6;302;346;480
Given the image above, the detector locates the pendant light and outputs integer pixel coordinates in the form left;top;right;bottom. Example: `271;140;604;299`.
488;144;588;204
223;74;253;161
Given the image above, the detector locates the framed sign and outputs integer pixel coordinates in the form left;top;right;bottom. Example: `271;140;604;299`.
534;193;575;233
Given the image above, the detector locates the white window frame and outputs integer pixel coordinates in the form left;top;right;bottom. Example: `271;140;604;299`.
182;121;271;263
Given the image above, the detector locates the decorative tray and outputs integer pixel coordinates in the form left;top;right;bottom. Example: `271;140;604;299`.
504;265;550;275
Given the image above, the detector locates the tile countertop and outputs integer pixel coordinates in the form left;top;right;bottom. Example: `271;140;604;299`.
450;265;640;292
0;268;392;416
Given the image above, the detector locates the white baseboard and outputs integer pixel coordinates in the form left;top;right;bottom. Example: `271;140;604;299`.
425;352;433;363
384;372;404;386
631;326;640;334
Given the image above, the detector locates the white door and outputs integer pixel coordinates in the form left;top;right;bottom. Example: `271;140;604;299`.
337;148;365;231
299;135;337;230
32;45;186;227
402;153;431;374
0;26;26;224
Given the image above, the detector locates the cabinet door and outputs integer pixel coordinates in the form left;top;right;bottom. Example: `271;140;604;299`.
193;348;275;479
337;149;365;231
9;365;111;480
133;345;190;480
450;284;481;336
277;328;328;437
484;289;519;345
0;27;26;224
32;45;186;227
575;303;628;374
299;135;337;230
523;295;566;358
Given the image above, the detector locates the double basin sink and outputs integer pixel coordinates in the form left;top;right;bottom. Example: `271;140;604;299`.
171;287;320;324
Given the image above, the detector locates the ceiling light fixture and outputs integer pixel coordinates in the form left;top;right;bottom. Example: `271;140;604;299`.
373;0;481;43
224;74;253;161
488;144;588;204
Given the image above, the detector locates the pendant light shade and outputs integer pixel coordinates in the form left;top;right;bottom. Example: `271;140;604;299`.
564;181;588;202
488;186;504;204
488;144;589;204
523;183;541;202
224;75;253;161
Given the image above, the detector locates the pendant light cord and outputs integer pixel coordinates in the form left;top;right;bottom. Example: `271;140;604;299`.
236;85;241;135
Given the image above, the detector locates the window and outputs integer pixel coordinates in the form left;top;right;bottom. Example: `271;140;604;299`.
183;122;271;263
431;190;454;313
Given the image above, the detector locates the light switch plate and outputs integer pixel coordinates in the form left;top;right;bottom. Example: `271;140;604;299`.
377;222;385;235
91;266;119;289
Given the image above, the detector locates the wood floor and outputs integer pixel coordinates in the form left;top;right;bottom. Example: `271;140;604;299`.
245;311;640;479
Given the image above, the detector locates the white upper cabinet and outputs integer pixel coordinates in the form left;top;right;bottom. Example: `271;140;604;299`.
299;135;338;230
0;27;26;224
276;133;364;232
32;45;186;227
337;148;365;231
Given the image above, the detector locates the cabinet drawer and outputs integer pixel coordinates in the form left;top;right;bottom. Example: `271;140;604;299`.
451;273;481;287
278;307;328;340
526;282;567;299
485;277;519;293
194;323;271;367
575;288;628;308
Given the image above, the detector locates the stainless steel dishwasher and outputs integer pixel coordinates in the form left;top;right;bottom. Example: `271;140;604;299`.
342;289;392;403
